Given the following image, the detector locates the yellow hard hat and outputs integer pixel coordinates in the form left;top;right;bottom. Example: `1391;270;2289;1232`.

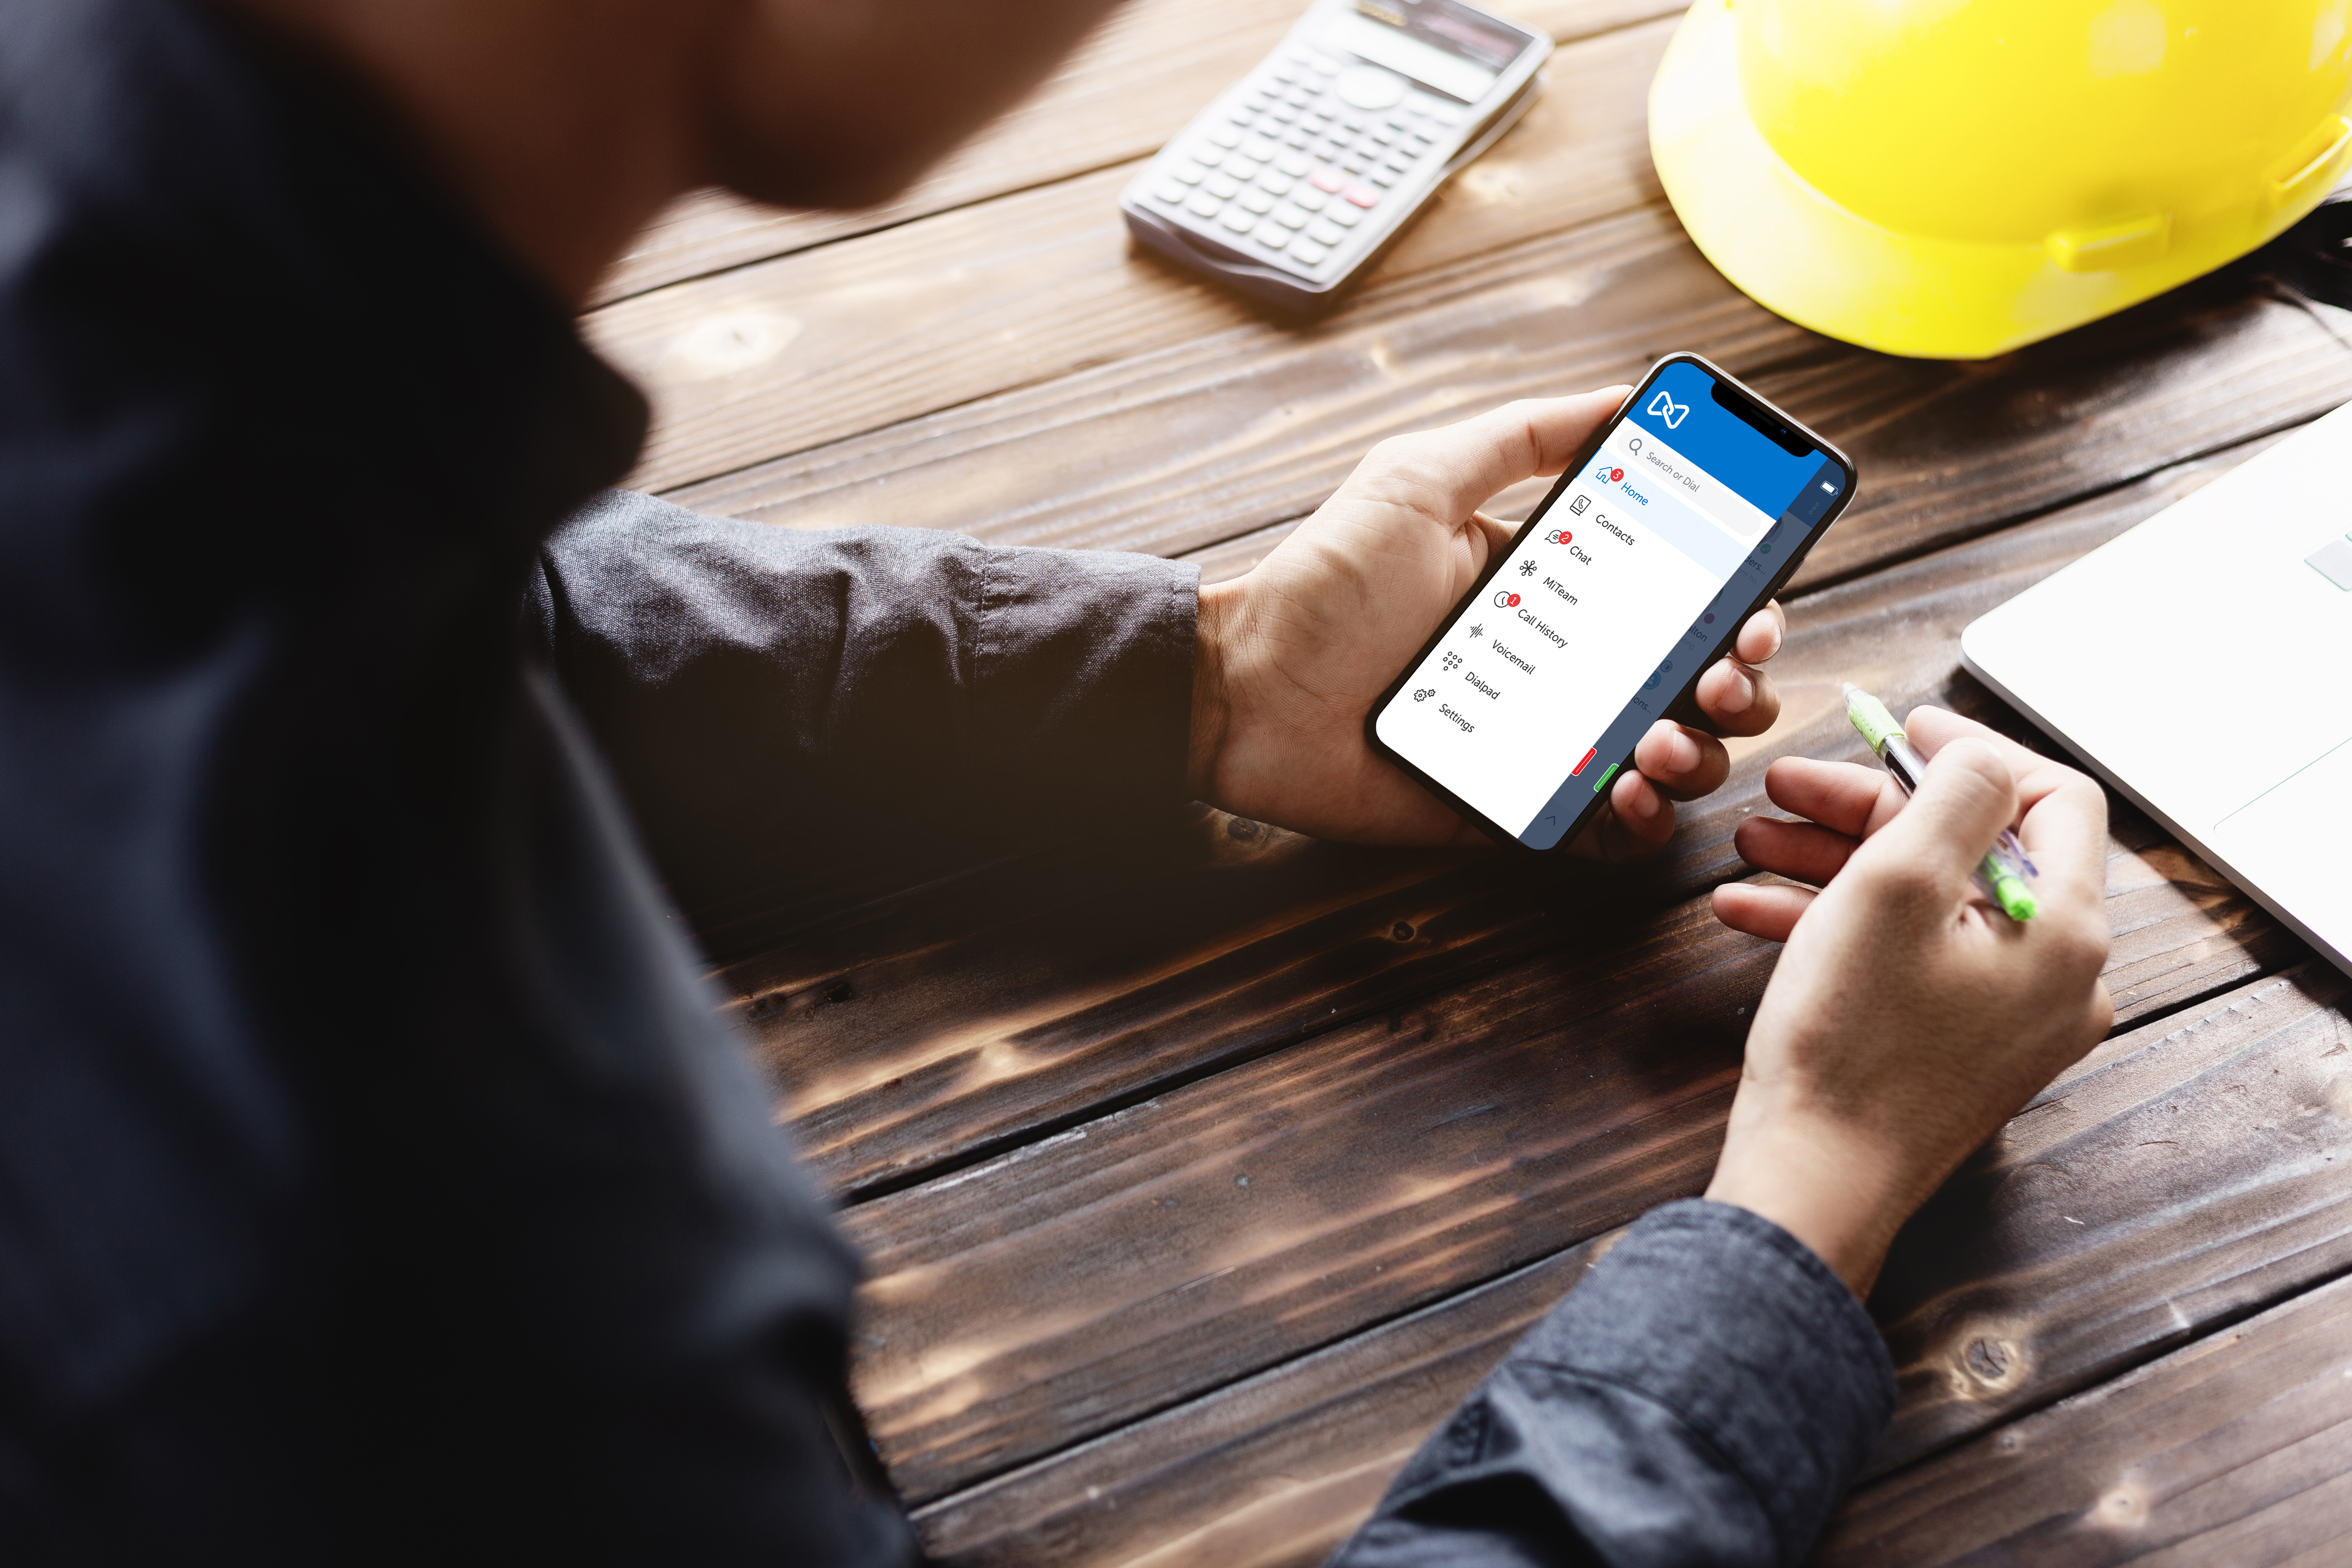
1649;0;2352;359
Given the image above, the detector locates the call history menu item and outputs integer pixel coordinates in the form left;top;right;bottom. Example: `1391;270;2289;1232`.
1373;359;1850;849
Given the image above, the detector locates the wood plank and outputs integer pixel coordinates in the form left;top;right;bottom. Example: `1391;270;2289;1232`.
1867;964;2352;1467
1819;1272;2352;1566
910;1237;1608;1568
891;964;2352;1562
651;197;1783;517
845;889;1751;1505
660;201;2352;601
589;0;1685;306
841;892;2331;1510
732;435;2300;1200
585;16;1679;494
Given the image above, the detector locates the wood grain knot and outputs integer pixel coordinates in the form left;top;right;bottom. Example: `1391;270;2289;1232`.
1226;817;1261;840
2093;1481;2149;1530
1953;1330;2030;1396
821;980;857;1006
1391;921;1415;942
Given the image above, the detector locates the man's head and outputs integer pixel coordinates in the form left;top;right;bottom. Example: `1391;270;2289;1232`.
221;0;1123;299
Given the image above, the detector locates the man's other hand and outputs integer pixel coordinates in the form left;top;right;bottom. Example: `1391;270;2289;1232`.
1706;707;2115;1296
1187;392;1787;857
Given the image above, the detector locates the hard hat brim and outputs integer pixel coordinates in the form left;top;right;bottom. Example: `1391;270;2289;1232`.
1648;0;2352;361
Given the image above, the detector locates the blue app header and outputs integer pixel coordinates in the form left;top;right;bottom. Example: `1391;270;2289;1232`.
1625;361;1828;520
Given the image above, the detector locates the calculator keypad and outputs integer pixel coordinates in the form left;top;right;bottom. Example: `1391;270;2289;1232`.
1141;44;1471;279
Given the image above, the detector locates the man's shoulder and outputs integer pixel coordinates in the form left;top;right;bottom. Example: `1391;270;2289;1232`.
0;0;275;193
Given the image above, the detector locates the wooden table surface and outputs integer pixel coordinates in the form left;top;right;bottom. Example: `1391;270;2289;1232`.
584;4;2352;1562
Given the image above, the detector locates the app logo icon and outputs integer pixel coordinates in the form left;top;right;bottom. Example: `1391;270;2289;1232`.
1647;389;1689;429
1518;558;1537;576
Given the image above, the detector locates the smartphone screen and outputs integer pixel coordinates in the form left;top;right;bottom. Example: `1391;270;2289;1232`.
1368;355;1856;850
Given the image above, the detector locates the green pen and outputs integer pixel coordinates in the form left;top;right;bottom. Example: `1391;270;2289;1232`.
1842;683;2038;922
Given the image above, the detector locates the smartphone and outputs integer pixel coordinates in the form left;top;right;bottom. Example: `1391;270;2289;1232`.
1366;355;1857;851
1118;0;1552;311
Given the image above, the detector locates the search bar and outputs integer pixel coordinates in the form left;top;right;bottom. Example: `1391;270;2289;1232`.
1617;431;1777;540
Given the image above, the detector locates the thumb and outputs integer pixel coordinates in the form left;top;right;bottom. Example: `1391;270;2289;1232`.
1355;392;1630;522
1851;738;2019;904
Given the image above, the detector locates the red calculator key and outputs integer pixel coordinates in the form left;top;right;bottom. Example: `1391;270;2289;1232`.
1309;167;1346;193
1344;183;1380;207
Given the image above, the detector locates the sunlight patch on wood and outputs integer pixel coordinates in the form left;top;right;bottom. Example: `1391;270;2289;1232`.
1118;1449;1409;1568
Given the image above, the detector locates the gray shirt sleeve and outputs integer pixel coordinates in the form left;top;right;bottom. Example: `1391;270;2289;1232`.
1330;1200;1896;1568
523;490;1201;922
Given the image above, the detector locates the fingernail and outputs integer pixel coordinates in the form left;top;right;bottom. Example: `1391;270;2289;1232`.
1626;781;1662;821
1667;728;1703;773
1716;667;1755;714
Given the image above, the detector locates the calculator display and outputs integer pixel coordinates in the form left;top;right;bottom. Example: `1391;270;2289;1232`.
1326;5;1516;104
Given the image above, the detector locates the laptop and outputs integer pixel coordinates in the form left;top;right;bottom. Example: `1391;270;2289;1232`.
1960;402;2352;981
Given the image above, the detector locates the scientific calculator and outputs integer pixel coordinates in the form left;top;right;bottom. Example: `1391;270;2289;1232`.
1119;0;1551;311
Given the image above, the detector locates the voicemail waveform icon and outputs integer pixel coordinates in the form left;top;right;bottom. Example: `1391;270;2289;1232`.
1647;389;1689;429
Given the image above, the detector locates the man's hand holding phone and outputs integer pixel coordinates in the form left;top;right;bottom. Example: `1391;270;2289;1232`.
1707;707;2116;1296
1185;393;2113;1310
1187;391;1787;857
